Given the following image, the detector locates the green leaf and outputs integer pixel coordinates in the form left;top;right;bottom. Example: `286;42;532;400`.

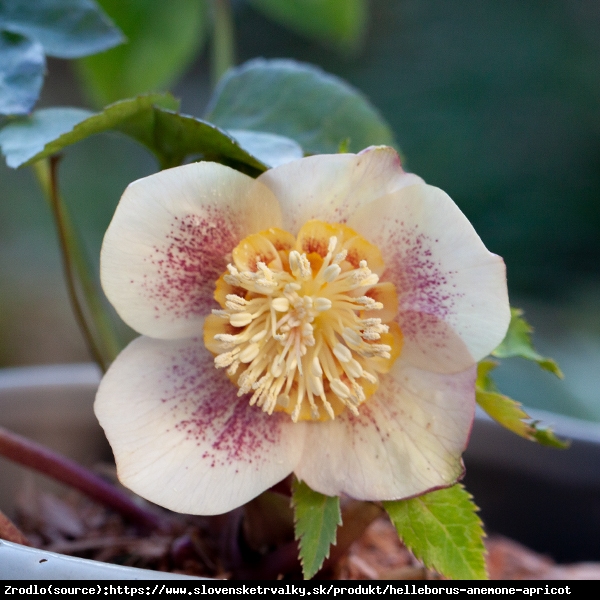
0;106;93;167
476;359;530;438
76;0;207;106
492;308;563;378
384;484;487;580
529;424;570;449
140;109;269;171
0;29;45;115
476;360;569;449
292;479;341;580
0;94;269;173
206;58;396;155
0;0;124;58
227;129;303;168
249;0;367;54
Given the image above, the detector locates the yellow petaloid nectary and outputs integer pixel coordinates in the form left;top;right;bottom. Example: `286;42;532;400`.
203;220;403;422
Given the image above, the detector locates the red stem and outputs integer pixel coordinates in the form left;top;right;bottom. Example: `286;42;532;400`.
0;425;166;533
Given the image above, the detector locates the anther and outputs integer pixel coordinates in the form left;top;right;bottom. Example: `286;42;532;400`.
330;379;351;399
333;343;353;363
322;264;341;282
342;327;363;347
314;297;332;311
345;358;364;378
271;297;290;312
311;357;323;377
230;312;253;327
250;329;267;343
239;343;260;363
334;249;347;263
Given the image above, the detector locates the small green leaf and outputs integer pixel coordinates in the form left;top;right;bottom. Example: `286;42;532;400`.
206;58;396;155
249;0;367;54
476;389;532;439
0;0;124;58
384;484;487;580
530;423;570;449
76;0;207;106
476;361;569;448
492;308;563;378
292;479;341;580
0;94;268;173
475;358;499;391
0;29;45;115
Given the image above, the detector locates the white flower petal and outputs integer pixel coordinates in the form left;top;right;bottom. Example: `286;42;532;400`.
101;162;282;339
348;183;510;373
257;146;422;235
94;336;305;515
294;365;476;500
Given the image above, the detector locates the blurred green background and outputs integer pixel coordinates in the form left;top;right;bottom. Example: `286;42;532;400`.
1;0;599;421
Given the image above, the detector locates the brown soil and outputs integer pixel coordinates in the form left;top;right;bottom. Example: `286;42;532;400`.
11;481;600;580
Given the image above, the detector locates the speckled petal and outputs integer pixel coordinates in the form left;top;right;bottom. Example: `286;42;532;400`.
294;365;476;500
348;183;510;373
257;146;422;235
101;162;282;339
94;336;305;515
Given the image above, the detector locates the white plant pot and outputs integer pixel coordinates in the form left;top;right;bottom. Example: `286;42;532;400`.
0;539;202;580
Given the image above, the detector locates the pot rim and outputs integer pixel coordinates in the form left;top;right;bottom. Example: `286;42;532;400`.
0;539;204;580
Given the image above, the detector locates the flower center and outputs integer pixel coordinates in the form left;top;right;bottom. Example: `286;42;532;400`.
204;220;402;422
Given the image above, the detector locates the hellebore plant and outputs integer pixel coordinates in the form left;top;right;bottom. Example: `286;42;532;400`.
95;146;510;517
0;41;567;577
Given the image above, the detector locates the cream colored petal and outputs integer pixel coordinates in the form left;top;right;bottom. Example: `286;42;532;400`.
348;183;510;373
294;365;476;500
101;162;282;339
257;146;422;235
94;336;305;515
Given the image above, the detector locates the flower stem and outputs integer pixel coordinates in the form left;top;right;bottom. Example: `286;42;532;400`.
211;0;235;87
0;425;166;533
33;157;123;372
0;509;30;546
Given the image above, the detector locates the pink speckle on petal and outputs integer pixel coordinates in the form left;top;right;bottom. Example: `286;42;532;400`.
141;211;237;321
383;224;463;343
157;341;286;468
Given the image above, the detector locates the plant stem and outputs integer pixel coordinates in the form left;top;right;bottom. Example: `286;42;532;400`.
211;0;235;87
48;156;107;371
0;509;30;546
33;157;122;372
0;425;166;533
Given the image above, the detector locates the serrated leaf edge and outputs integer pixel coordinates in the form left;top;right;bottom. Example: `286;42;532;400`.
291;479;342;579
385;485;487;580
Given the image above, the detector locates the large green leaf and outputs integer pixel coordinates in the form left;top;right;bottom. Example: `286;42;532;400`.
492;308;563;378
476;360;568;449
292;479;341;580
0;0;124;58
76;0;207;106
0;29;45;115
384;485;487;580
206;58;396;155
135;109;269;171
0;94;269;173
227;129;303;168
249;0;367;54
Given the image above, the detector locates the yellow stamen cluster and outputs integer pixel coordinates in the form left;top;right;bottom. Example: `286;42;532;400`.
204;221;401;422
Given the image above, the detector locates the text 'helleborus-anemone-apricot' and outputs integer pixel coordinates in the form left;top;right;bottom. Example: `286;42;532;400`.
95;146;510;515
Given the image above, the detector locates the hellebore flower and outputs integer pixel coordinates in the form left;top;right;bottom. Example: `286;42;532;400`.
95;146;510;515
